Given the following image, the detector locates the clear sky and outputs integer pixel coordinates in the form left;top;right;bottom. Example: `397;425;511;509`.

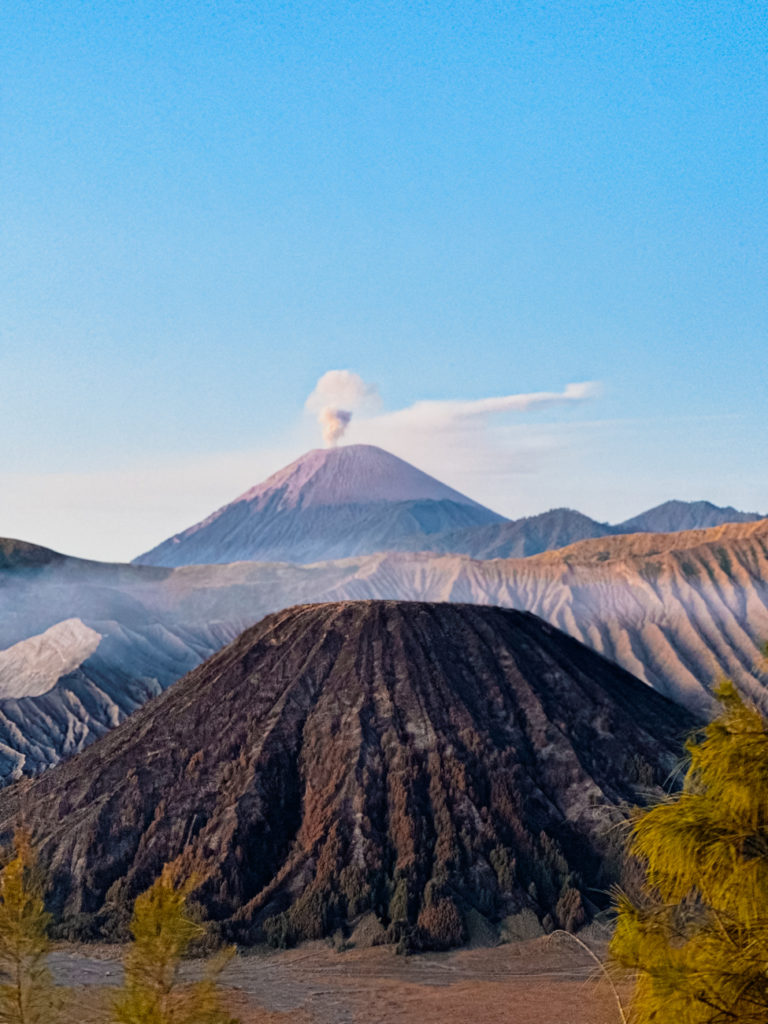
2;1;766;560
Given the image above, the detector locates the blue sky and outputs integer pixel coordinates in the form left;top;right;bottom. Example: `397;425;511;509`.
2;1;766;559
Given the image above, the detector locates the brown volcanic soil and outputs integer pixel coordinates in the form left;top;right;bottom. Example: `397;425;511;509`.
52;938;627;1024
0;601;694;950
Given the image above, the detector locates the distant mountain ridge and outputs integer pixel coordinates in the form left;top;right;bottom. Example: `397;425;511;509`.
422;502;765;561
407;508;614;559
133;443;763;566
0;538;66;570
615;499;763;535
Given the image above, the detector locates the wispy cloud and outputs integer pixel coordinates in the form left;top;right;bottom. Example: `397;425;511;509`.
304;372;601;448
362;381;602;431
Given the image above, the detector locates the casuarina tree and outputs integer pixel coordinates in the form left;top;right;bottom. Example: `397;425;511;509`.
0;830;61;1024
611;677;768;1023
112;865;238;1024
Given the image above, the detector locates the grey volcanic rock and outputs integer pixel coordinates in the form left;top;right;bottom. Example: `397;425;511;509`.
0;619;101;699
0;549;246;779
616;499;763;534
134;445;504;567
0;601;695;950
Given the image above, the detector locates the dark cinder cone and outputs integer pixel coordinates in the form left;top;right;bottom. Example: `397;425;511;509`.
0;601;695;950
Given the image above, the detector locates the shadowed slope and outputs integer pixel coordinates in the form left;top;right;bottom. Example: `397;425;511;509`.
0;538;66;571
0;601;694;950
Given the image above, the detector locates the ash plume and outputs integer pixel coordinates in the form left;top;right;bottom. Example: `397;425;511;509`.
305;370;380;447
319;407;352;446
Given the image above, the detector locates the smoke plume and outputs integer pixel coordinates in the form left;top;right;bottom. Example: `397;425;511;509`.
319;407;352;446
305;370;380;446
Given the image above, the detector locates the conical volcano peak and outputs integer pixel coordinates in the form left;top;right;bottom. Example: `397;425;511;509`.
236;443;486;511
134;444;505;566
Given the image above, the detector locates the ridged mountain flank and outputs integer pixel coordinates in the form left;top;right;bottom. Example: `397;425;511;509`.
133;445;504;566
0;601;694;950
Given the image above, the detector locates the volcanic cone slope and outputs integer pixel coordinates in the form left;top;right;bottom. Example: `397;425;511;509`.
0;601;694;950
133;444;503;566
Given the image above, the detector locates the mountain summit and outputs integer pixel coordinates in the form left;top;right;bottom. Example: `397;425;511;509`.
219;444;489;511
134;444;504;566
134;444;764;569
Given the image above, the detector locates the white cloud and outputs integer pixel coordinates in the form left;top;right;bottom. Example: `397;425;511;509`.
335;380;602;509
362;380;602;431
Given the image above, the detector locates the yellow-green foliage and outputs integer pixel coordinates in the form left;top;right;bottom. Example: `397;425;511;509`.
0;830;61;1024
611;679;768;1023
112;866;238;1024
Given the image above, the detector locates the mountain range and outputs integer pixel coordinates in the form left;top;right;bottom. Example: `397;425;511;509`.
0;441;761;958
0;443;763;784
0;601;694;948
0;516;766;783
133;445;764;566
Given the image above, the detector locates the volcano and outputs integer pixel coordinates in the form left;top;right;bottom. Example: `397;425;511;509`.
0;601;695;950
133;444;504;566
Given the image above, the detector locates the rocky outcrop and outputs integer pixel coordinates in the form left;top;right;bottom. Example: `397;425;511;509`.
0;602;694;950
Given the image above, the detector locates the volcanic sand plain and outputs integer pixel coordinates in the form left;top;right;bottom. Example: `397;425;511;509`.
51;935;628;1024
